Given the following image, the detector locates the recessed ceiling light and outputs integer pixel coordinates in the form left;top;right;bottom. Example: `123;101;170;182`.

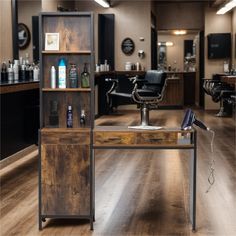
173;30;187;35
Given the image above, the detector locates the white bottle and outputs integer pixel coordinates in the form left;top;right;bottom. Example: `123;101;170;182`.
51;66;56;88
13;60;19;81
33;65;39;81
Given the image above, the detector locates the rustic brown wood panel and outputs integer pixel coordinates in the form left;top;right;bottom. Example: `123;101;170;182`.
43;91;91;128
42;16;91;52
94;128;190;147
160;76;183;107
41;143;90;215
136;132;177;145
42;54;91;89
41;130;90;145
94;132;136;145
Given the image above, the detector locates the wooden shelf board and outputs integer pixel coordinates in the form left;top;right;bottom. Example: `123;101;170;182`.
42;88;91;92
41;127;91;132
42;50;91;54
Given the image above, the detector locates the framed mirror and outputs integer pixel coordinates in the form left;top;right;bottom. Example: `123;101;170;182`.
121;37;135;55
18;23;31;49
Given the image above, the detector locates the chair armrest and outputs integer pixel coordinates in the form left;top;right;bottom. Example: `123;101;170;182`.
105;78;118;83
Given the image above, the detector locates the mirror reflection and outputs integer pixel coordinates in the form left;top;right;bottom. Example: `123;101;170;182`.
157;30;199;72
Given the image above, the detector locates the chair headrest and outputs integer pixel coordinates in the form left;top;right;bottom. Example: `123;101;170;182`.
144;70;166;85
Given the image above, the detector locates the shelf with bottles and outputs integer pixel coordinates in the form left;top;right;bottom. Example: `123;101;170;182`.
42;55;91;89
42;92;91;129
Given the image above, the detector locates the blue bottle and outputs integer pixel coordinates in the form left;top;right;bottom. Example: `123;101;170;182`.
58;58;66;88
67;106;73;128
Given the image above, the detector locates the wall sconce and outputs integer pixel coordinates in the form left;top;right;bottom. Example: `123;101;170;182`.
216;0;236;14
138;50;145;59
94;0;110;8
158;42;174;47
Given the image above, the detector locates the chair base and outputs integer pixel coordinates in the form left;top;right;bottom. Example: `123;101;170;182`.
140;105;149;126
128;125;162;130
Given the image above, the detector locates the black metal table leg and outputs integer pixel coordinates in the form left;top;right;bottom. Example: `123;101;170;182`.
190;131;197;231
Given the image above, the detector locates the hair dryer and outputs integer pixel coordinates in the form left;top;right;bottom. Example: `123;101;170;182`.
181;109;210;131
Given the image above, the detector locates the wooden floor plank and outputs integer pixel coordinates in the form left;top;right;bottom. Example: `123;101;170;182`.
0;109;235;236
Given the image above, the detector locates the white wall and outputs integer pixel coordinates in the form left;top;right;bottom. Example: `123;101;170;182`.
41;0;75;11
204;7;232;110
75;0;151;70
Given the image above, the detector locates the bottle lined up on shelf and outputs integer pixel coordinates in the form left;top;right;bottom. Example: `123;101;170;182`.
0;54;39;83
50;58;90;89
49;100;87;128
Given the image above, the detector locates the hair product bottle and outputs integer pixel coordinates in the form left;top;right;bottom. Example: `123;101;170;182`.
50;66;56;88
69;63;78;88
58;58;66;88
81;63;90;88
67;105;73;128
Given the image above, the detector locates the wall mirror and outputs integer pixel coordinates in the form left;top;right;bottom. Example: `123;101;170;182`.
18;23;31;49
121;37;135;55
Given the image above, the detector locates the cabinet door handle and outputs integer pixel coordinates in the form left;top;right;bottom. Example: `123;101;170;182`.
148;138;163;142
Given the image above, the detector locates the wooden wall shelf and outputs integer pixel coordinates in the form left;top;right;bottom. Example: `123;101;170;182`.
42;50;91;54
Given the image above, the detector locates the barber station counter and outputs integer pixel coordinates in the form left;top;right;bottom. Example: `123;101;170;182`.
95;71;196;115
0;80;39;160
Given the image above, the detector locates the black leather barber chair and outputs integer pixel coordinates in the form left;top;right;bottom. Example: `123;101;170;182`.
203;75;234;117
106;71;167;126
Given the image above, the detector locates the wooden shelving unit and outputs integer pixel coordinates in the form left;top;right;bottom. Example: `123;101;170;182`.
39;12;94;230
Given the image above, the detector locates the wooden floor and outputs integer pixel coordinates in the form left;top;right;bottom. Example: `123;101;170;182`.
1;109;236;236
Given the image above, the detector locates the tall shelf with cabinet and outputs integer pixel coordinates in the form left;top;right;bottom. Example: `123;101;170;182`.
38;12;94;230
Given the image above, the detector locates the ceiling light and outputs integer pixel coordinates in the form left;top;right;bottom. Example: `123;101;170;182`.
173;30;187;35
94;0;110;8
216;0;236;15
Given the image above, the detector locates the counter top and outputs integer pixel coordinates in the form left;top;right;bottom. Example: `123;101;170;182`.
95;71;146;76
0;80;39;94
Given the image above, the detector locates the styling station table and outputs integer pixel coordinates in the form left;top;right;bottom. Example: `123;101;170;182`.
93;126;197;231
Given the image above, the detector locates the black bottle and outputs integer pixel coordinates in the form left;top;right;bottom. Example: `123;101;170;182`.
19;64;26;81
49;100;59;127
1;62;8;82
67;106;73;128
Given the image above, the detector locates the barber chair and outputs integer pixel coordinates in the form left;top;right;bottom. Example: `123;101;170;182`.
106;71;167;127
203;75;234;117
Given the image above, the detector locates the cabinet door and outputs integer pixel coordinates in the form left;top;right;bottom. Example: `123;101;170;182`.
41;131;90;216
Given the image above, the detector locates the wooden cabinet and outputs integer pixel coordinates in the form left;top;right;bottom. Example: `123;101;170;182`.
160;77;183;107
39;12;94;230
41;129;90;216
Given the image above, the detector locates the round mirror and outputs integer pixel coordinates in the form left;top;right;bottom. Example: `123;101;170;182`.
18;23;31;49
121;38;135;55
